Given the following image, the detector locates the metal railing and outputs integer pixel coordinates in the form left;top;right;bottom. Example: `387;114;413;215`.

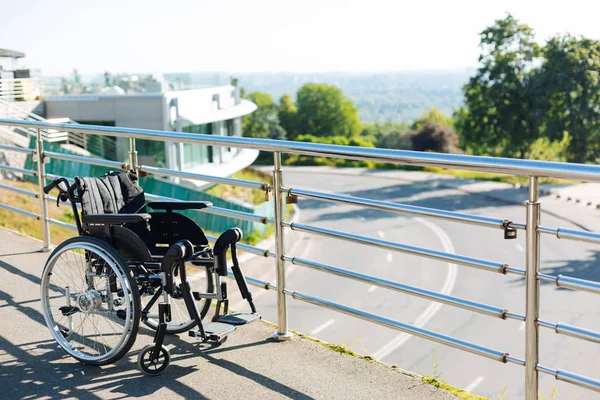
1;118;600;398
0;77;42;101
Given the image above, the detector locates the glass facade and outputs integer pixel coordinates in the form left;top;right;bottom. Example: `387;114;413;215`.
181;123;211;168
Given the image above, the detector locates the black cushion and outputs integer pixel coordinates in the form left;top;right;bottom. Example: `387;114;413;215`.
76;171;146;216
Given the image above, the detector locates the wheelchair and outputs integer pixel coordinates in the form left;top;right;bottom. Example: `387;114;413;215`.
40;171;260;375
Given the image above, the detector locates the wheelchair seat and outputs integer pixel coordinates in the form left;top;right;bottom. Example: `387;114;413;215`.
75;171;212;261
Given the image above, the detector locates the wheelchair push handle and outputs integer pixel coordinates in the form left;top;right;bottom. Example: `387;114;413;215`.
43;177;70;195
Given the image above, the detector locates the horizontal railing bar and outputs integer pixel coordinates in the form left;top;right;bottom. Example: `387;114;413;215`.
287;187;520;231
144;193;270;225
506;355;526;366
44;151;124;169
2;119;600;181
47;218;78;231
284;255;522;320
537;365;600;392
0;203;39;219
0;144;34;154
140;165;267;190
195;205;271;225
284;221;510;274
226;270;277;291
538;226;600;245
0;183;38;197
537;273;600;295
44;173;75;183
0;164;36;176
284;289;509;363
537;319;600;344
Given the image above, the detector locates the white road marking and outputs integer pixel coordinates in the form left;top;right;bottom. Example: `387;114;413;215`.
311;319;336;335
516;243;524;252
519;321;526;332
464;376;485;393
372;217;458;360
368;285;378;293
377;230;385;238
386;252;393;262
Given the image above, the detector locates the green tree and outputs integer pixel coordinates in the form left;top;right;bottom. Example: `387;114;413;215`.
278;94;298;138
295;83;361;138
537;35;600;162
242;91;286;140
411;108;454;130
457;14;541;158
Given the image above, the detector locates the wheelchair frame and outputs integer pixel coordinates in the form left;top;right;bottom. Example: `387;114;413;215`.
40;175;260;375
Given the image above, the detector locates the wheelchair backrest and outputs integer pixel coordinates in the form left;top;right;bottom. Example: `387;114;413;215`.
75;171;146;215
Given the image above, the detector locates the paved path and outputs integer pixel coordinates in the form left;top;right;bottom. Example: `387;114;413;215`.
247;167;600;400
0;227;458;400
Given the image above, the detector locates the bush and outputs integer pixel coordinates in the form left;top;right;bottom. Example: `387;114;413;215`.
410;121;460;153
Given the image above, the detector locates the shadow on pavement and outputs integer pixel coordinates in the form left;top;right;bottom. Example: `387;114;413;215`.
0;256;311;400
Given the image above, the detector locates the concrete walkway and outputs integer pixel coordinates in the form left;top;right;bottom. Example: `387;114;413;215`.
0;227;459;400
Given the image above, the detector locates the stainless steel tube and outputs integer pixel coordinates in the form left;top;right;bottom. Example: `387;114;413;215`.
272;152;292;340
3;119;600;182
525;176;541;400
537;365;600;392
0;143;35;154
285;289;509;363
44;151;124;169
537;319;600;344
0;164;37;176
36;128;51;251
0;183;38;197
288;187;518;230
556;275;600;295
285;255;521;320
0;203;40;219
140;164;266;190
47;218;78;231
128;137;138;175
284;221;509;274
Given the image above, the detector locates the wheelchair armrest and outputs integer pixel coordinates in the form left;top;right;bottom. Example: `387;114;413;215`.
148;201;213;210
82;213;151;225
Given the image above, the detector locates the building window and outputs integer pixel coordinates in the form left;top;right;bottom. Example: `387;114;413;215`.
181;123;211;168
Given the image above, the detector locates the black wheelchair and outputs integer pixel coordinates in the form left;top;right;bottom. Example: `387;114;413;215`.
40;171;260;375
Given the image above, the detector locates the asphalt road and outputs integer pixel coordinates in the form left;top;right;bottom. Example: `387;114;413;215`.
234;170;600;400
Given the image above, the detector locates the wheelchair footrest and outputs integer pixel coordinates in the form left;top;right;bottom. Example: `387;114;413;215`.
190;322;236;342
217;312;261;326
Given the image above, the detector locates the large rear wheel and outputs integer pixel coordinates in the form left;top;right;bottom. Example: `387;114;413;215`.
40;237;141;366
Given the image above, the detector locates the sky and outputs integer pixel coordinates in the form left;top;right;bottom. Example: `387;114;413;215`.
1;0;599;76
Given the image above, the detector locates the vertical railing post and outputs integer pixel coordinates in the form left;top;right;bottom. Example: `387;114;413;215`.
525;176;541;399
272;151;292;340
128;137;138;175
35;128;51;251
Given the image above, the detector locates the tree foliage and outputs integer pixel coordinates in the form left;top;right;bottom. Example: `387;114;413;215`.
457;14;540;158
242;91;286;140
278;94;298;138
294;83;361;138
537;35;600;162
456;14;600;163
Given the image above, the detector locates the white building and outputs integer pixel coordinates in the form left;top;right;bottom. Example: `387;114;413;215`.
44;85;258;183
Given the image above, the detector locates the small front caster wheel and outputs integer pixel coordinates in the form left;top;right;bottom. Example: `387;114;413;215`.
138;344;170;376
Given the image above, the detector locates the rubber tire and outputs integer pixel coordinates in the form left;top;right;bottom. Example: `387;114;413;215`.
141;263;214;334
138;344;170;376
41;236;141;366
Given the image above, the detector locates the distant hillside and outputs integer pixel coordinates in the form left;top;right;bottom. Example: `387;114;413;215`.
44;70;473;124
171;71;473;123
